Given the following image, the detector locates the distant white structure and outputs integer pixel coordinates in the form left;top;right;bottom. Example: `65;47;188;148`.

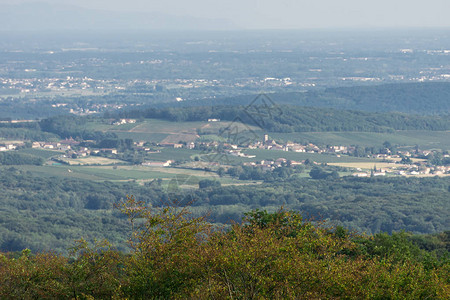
113;119;136;125
352;173;369;177
142;160;172;167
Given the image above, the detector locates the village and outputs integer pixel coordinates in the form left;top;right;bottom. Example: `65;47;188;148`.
2;122;449;178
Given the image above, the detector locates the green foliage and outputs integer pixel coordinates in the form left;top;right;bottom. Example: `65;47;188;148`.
0;167;167;253
309;166;339;179
320;82;450;114
117;196;211;298
0;167;448;254
0;127;58;141
119;104;450;133
358;232;443;269
39;115;117;140
198;179;221;189
0;152;44;165
67;239;123;298
0;204;448;298
193;176;450;235
200;82;450;115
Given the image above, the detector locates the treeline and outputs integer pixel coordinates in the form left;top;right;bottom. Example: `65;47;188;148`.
0;99;66;120
39;115;117;140
225;164;305;181
0;152;44;165
198;82;450;115
118;104;450;132
0;121;59;141
0;203;448;299
0;128;58;141
321;82;450;114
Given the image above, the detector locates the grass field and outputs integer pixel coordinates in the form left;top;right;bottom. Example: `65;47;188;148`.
199;121;261;135
59;156;126;166
328;162;403;170
15;165;109;181
146;148;201;162
161;133;198;143
108;119;202;143
269;131;450;150
17;148;63;159
107;119;263;144
197;149;381;166
82;120;115;131
12;164;244;186
129;120;204;134
197;135;228;142
113;132;169;142
240;149;379;164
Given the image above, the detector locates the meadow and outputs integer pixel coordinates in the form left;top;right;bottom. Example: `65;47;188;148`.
12;164;243;186
59;156;125;166
269;131;450;149
106;119;262;143
17;148;64;159
241;149;379;163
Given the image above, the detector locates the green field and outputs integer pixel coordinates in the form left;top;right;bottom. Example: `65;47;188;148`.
107;119;202;143
106;119;263;143
14;165;109;181
269;131;450;149
147;148;201;162
127;119;204;134
198;149;379;166
17;148;63;159
240;149;378;163
59;156;125;166
113;132;169;142
82;120;116;131
11;164;243;186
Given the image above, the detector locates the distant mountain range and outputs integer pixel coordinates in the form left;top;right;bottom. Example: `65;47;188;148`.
0;2;238;31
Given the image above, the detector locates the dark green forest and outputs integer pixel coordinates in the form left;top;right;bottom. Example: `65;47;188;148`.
118;104;450;133
320;82;450;114
0;167;448;253
193;82;450;114
0;152;44;165
0;127;58;141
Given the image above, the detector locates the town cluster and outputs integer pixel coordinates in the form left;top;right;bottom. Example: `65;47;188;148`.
2;128;449;176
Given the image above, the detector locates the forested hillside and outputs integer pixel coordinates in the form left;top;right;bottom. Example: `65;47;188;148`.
0;167;448;253
0;168;165;253
118;104;450;133
320;82;450;113
196;82;450;114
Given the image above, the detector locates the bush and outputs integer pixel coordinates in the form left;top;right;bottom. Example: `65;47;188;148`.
0;200;448;299
198;179;221;189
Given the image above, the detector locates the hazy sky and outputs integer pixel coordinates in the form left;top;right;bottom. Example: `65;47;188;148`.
3;0;450;29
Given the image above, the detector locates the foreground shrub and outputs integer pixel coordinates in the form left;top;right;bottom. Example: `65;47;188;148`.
0;197;448;299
